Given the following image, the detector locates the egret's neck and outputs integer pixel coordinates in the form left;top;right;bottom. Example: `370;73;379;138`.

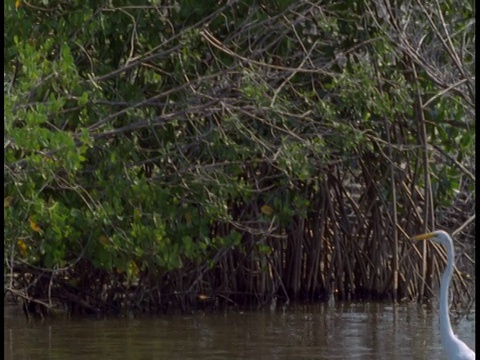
439;239;455;344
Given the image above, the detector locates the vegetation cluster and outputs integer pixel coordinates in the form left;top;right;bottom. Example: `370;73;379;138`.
4;0;475;317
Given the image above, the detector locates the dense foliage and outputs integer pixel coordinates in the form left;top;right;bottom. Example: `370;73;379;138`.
4;0;475;316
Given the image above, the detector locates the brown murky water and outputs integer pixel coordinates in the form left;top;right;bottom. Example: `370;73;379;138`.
4;302;475;360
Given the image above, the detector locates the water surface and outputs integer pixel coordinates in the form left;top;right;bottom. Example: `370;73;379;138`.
4;302;475;359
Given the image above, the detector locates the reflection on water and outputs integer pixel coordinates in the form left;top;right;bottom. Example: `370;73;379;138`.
4;302;475;360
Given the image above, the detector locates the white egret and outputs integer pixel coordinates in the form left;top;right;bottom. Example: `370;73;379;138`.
412;230;475;360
